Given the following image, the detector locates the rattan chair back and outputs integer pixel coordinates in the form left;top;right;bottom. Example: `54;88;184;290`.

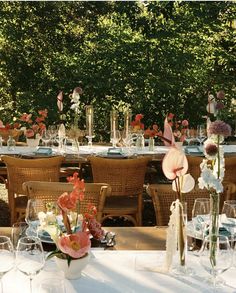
89;156;150;226
23;181;111;223
2;155;64;224
148;184;211;226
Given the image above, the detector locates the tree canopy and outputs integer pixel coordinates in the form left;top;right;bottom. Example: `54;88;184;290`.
0;1;235;140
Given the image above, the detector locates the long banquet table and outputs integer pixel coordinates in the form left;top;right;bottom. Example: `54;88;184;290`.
1;226;236;292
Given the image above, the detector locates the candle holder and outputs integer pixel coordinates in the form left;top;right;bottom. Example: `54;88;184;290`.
86;105;94;147
110;109;118;147
123;109;132;143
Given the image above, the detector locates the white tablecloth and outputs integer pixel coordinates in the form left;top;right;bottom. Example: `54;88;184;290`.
3;250;236;292
0;144;235;158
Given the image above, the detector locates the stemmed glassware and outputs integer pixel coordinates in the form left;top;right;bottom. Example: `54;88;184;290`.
15;236;45;293
41;129;51;147
110;130;121;147
11;222;29;249
0;236;15;293
221;200;236;247
197;124;206;146
25;199;44;237
199;235;232;291
185;129;194;146
191;198;210;253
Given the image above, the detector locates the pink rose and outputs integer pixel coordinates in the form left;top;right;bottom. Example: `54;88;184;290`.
58;232;90;259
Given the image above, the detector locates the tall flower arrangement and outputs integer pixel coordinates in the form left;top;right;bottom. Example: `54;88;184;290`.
198;120;231;266
162;146;194;268
199;90;231;267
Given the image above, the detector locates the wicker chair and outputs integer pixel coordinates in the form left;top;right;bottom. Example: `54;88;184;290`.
186;156;202;182
89;156;151;226
148;184;213;226
2;155;64;224
22;181;111;223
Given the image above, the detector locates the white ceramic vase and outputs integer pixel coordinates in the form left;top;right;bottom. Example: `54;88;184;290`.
55;253;90;280
26;138;40;147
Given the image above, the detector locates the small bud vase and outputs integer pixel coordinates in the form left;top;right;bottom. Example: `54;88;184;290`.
148;137;155;151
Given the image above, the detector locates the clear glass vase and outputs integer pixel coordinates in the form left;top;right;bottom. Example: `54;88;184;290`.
209;192;220;268
148;137;154;151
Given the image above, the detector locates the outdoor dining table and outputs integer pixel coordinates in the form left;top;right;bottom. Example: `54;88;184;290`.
1;226;236;292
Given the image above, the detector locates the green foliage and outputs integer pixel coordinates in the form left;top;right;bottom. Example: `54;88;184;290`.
0;1;235;140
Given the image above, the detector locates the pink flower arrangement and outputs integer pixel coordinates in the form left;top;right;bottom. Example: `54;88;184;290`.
19;109;48;139
144;124;162;138
47;172;104;265
166;113;189;142
131;114;144;132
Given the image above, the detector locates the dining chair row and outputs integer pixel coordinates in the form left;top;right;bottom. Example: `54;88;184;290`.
2;155;151;226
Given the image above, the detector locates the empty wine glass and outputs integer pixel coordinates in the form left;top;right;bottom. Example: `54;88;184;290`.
197;124;206;146
199;235;232;291
0;236;15;293
11;222;29;249
221;200;236;247
191;198;210;253
25;199;45;236
41;129;51;147
184;128;194;145
16;236;45;293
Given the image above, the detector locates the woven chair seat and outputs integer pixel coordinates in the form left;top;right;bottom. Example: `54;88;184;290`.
89;156;151;226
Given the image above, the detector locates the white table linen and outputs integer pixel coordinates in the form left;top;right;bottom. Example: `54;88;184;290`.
2;250;236;292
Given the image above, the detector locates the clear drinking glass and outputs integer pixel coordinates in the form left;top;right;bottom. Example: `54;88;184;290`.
191;198;210;253
221;200;236;247
197;124;206;145
16;236;45;293
41;129;51;146
199;235;232;291
11;222;29;249
0;236;15;293
25;199;44;236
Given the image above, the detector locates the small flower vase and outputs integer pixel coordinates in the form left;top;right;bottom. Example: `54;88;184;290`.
55;253;90;280
136;132;145;150
209;192;220;267
172;201;189;275
26;138;40;148
148;137;155;151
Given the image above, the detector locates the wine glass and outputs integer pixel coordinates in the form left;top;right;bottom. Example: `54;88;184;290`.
184;128;194;146
41;129;51;147
221;200;236;247
199;235;232;291
11;222;29;249
197;124;206;146
25;199;44;237
191;198;210;253
16;236;45;293
0;236;15;293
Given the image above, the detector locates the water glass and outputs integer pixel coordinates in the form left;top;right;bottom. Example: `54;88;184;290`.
222;200;236;246
11;222;29;249
197;124;206;145
16;236;45;293
25;199;45;236
0;236;15;293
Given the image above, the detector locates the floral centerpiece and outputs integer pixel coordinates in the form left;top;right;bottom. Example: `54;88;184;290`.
166;113;189;142
198;120;231;267
130;114;144;132
38;173;104;267
144;124;162;138
19;109;48;139
198;89;231;267
0;120;22;142
162;146;194;271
